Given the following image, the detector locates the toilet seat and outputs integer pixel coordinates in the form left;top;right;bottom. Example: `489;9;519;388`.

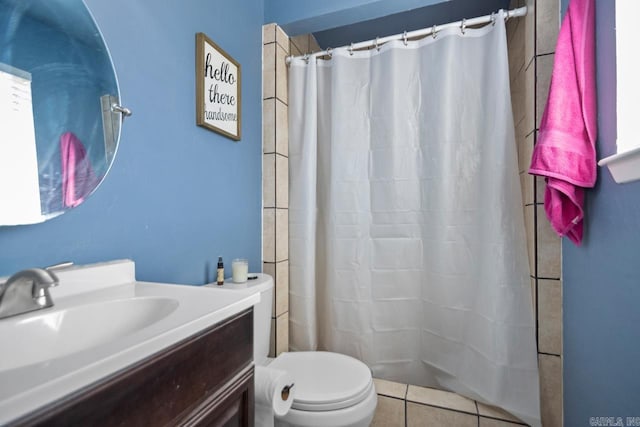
269;351;373;411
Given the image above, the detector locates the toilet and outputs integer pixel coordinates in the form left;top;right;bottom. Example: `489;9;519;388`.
212;274;377;427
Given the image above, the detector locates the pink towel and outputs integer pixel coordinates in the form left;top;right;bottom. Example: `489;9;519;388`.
60;132;98;208
528;0;596;245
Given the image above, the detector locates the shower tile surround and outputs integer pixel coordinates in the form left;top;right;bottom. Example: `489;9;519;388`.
262;24;322;357
509;0;563;425
262;0;562;421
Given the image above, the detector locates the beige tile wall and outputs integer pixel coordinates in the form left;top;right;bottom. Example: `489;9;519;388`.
263;23;290;357
262;24;321;357
508;0;563;425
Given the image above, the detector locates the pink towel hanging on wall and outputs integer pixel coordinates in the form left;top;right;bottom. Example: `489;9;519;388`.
60;131;98;208
528;0;596;245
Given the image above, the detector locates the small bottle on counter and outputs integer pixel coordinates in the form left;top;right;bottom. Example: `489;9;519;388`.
216;256;224;286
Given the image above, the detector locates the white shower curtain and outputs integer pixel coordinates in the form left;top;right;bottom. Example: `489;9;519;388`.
288;11;540;426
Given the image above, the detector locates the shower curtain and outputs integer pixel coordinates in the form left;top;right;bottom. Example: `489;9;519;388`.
288;11;540;426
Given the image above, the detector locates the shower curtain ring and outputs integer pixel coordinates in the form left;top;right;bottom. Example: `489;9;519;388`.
403;31;408;46
349;43;354;56
303;53;309;64
460;18;466;35
326;47;333;58
375;37;380;51
432;25;438;39
491;12;496;26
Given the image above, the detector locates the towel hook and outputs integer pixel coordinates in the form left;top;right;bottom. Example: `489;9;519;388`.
403;31;408;46
432;25;438;39
348;42;354;56
460;18;466;35
375;36;380;51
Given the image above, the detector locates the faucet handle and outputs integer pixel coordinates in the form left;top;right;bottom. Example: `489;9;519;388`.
46;261;74;272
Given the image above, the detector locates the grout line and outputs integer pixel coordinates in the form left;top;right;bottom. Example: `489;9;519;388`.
272;44;277;104
538;351;562;357
475;401;480;427
524;55;535;72
376;393;405;401
404;400;478;418
532;17;540;353
536;277;561;281
535;51;555;58
480;415;528;426
273;74;278;207
404;394;408;427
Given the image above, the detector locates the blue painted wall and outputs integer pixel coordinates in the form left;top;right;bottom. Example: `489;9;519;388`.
563;0;640;424
313;0;509;50
0;0;264;285
265;0;447;36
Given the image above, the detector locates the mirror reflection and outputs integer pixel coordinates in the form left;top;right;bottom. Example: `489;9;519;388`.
0;0;121;225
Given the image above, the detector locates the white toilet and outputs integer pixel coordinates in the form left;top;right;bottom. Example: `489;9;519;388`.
215;274;377;427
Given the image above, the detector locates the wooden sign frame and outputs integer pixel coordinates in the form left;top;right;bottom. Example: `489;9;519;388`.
196;32;241;141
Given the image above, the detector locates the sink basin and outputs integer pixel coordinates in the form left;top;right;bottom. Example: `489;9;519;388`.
0;297;178;372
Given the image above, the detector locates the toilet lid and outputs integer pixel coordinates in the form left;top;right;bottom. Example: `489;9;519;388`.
269;351;373;411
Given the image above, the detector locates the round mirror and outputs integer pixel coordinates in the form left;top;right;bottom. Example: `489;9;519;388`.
0;0;126;225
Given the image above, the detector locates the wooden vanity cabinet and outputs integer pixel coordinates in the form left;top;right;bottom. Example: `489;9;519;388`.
16;309;254;427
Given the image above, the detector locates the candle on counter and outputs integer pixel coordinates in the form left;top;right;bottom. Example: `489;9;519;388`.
232;258;248;283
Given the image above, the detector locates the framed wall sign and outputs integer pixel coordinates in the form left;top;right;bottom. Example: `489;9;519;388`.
196;32;241;140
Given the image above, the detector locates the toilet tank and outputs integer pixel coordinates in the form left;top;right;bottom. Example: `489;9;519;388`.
210;274;273;365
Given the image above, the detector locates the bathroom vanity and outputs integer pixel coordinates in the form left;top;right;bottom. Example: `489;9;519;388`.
17;311;254;426
0;260;259;426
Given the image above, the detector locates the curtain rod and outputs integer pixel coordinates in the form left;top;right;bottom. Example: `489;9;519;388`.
286;6;527;64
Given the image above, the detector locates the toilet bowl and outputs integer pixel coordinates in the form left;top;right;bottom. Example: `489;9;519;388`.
271;351;377;427
210;274;376;427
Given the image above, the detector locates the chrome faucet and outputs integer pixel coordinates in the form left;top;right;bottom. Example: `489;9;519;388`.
0;263;71;319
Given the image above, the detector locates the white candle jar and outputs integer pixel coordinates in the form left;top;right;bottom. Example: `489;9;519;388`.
232;258;249;283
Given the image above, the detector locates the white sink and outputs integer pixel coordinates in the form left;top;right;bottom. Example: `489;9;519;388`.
0;260;260;425
0;297;178;372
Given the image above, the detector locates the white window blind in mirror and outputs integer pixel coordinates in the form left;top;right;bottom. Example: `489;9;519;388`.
0;64;43;224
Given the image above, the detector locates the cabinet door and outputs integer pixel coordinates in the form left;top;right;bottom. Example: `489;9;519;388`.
183;366;254;427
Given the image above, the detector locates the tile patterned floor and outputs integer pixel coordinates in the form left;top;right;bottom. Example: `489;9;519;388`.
372;378;529;427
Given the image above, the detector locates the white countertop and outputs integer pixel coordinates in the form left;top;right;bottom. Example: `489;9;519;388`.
0;260;259;424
